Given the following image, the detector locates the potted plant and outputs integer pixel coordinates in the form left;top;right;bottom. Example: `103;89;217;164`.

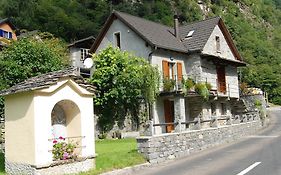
52;136;77;160
163;78;176;92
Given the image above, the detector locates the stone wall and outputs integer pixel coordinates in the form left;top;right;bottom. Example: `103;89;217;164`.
5;158;95;175
137;120;262;164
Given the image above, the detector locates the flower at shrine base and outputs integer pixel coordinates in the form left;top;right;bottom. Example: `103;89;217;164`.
52;136;77;161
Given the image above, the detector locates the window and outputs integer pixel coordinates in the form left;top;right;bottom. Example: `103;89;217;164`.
185;30;195;39
80;48;89;62
114;32;121;48
0;29;12;39
215;36;220;52
162;60;182;80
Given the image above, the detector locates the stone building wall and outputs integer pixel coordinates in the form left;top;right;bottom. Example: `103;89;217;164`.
137;119;262;164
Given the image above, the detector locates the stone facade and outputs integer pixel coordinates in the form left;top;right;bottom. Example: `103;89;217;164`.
5;158;95;175
137;119;262;164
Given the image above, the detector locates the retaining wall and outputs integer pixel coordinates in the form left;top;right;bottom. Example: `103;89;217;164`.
137;120;262;164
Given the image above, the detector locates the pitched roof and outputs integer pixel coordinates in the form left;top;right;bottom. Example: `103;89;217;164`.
114;11;187;53
178;17;221;52
90;11;244;62
68;36;95;48
0;18;17;30
0;68;95;96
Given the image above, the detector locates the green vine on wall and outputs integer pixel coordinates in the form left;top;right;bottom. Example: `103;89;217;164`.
89;46;160;133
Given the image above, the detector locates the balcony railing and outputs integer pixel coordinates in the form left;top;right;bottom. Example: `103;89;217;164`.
160;75;239;98
150;111;260;135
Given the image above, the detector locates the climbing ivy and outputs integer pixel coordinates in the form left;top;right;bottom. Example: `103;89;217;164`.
89;46;160;132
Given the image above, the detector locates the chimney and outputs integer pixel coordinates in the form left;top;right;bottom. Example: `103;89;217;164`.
174;15;179;38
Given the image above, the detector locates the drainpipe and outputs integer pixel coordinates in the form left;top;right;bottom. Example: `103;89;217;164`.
148;46;158;135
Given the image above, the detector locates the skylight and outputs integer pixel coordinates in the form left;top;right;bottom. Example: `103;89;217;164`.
185;30;195;38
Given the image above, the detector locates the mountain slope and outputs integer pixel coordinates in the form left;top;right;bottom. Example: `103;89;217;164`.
0;0;280;104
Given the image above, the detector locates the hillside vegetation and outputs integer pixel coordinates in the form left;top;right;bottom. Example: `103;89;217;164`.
0;0;280;104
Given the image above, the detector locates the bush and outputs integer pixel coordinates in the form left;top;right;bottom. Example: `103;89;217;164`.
195;83;210;101
163;78;176;92
182;78;195;91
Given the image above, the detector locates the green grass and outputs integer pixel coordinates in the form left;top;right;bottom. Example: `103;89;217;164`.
0;139;145;175
79;138;146;175
0;153;5;175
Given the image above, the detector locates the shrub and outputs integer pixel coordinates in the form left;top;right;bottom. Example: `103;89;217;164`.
195;83;210;100
205;82;212;91
163;78;176;92
182;78;195;91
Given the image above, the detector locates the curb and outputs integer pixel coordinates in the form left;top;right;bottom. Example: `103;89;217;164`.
100;162;151;175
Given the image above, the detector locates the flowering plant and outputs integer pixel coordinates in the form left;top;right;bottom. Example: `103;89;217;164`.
52;136;77;160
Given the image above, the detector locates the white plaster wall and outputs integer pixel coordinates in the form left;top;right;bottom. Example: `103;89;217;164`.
151;50;187;78
96;19;152;59
33;81;95;167
202;25;236;61
5;92;36;165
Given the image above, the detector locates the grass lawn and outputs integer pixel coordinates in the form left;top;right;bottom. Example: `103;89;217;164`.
0;138;146;175
0;153;5;175
79;138;146;175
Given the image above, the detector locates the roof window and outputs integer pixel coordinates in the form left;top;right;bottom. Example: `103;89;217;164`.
185;30;194;39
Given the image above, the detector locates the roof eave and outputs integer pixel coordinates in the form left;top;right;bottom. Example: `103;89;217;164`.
218;19;243;62
201;53;247;67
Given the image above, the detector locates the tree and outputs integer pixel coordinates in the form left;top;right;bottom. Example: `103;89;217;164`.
90;46;159;133
0;34;68;119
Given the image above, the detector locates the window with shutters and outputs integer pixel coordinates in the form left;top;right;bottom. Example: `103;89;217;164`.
162;60;183;80
162;60;183;90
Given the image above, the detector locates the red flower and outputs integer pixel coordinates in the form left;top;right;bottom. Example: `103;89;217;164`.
53;140;57;144
59;136;65;140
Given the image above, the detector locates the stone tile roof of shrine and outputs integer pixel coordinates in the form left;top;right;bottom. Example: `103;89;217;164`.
0;67;95;96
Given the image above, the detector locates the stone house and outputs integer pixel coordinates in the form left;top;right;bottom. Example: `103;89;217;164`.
90;11;247;135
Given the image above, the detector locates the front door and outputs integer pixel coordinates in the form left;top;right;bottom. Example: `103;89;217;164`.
164;99;175;133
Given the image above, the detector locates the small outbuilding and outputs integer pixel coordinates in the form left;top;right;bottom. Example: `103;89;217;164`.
0;68;96;175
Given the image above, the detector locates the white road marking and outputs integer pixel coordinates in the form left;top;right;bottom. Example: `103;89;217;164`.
236;162;261;175
247;135;278;138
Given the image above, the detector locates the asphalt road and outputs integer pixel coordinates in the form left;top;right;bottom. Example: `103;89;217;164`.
134;107;281;175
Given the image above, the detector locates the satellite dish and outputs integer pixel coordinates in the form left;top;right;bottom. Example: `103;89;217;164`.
83;58;93;68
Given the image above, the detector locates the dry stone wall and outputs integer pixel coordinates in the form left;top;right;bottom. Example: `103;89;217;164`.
137;120;262;164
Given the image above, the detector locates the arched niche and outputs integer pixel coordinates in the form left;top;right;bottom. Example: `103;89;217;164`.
51;100;82;154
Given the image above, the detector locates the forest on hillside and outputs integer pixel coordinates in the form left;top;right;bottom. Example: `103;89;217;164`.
0;0;281;105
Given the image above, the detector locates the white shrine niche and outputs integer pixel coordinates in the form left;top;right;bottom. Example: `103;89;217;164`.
51;104;67;139
2;70;96;175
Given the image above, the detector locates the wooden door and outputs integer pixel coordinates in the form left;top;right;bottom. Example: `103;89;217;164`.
164;99;175;133
217;66;226;93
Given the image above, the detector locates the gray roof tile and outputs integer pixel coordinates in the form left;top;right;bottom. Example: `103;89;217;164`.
114;11;221;53
0;68;95;96
179;17;221;51
114;11;187;53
